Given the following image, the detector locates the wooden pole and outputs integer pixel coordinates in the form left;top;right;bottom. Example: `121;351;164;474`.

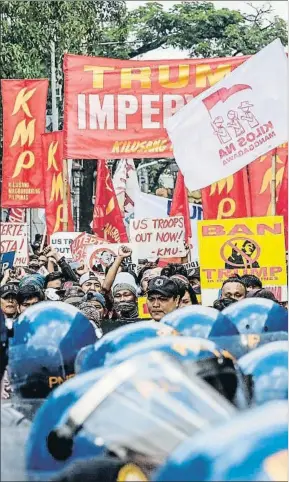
271;149;277;215
62;158;69;231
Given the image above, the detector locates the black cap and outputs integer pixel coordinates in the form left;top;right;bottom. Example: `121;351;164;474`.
0;284;18;298
147;276;179;298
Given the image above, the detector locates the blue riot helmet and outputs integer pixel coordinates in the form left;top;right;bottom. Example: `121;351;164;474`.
154;400;288;482
162;305;239;338
238;341;288;405
9;301;97;400
26;366;108;481
223;298;288;334
38;351;235;480
75;320;177;374
104;336;252;408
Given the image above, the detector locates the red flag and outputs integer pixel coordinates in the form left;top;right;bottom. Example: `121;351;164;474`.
202;169;251;219
92;160;128;243
277;156;288;249
42;131;74;235
1;79;48;207
170;171;192;242
247;144;287;216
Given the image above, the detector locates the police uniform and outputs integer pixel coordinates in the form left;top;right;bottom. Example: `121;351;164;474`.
1;308;31;482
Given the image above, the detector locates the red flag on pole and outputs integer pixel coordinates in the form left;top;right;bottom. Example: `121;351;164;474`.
169;171;192;242
42;131;74;235
92;160;128;243
1;79;48;207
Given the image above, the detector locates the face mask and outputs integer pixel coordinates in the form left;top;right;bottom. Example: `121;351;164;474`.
45;288;60;301
114;300;138;319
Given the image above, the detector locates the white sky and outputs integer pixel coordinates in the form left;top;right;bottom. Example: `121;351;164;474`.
126;0;288;59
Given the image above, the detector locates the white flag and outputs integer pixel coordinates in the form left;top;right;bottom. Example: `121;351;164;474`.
113;159;140;226
166;39;288;191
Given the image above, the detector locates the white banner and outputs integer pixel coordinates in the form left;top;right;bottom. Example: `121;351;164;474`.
0;223;28;266
130;216;186;259
134;191;202;261
166;39;288;191
50;232;81;260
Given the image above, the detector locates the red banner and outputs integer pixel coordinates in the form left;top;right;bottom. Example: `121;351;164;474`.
247;144;288;216
1;79;48;207
92;160;128;242
42;131;74;235
63;54;248;159
202;169;251;219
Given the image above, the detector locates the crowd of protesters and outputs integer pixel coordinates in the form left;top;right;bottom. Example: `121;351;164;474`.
1;235;283;338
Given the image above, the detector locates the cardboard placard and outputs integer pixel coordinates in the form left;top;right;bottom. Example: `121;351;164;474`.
50;232;81;260
198;216;287;297
71;232;109;264
0;223;28;266
130;216;186;259
86;243;135;271
0;252;16;275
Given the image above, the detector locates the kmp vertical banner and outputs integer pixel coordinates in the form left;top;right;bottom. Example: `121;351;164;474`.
42;131;74;235
1;79;48;207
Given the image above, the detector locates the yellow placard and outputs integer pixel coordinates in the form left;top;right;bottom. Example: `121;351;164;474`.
197;216;286;289
138;296;152;319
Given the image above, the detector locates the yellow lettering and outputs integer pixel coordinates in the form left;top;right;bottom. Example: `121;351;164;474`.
217;198;236;218
84;65;115;88
12;87;36;117
10;119;36;147
121;67;151;89
50;173;63;202
196;64;232;88
12;151;35;178
53;204;64;233
48;141;59;171
159;65;190;89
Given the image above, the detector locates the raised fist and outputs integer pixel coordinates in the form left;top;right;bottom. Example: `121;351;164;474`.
118;245;132;259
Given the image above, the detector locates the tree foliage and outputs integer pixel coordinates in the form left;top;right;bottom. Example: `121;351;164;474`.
1;0;287;81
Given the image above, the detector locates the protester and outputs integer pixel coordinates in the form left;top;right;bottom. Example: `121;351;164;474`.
241;274;262;293
246;288;279;302
220;278;247;301
79;272;102;293
179;284;198;308
43;246;78;282
147;276;180;321
16;285;45;314
112;272;139;319
38;253;48;269
44;272;63;290
0;284;18;325
187;266;201;294
138;267;162;295
62;285;85;307
82;292;108;320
